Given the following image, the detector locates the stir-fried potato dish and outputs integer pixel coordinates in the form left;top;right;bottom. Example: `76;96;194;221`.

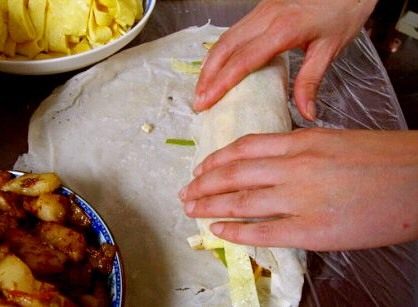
0;0;143;60
0;171;117;307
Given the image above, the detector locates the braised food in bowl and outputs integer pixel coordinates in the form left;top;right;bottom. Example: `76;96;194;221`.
0;170;122;307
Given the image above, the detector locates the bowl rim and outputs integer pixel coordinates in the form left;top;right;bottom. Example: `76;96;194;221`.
0;0;156;65
6;170;125;307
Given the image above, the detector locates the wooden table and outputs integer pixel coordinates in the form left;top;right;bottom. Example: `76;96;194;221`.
0;1;416;306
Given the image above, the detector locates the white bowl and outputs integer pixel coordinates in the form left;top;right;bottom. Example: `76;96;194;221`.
0;0;156;75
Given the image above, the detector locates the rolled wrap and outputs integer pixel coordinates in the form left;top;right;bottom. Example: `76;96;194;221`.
192;54;306;306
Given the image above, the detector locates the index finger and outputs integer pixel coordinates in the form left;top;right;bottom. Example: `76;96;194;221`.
194;132;293;177
193;1;285;111
194;31;262;111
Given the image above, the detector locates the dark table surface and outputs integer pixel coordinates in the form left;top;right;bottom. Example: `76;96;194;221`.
1;1;417;306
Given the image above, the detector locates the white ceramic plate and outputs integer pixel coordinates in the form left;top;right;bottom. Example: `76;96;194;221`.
0;0;156;75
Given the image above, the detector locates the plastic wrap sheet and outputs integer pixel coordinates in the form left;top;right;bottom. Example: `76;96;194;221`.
288;30;408;130
288;29;416;307
132;1;416;306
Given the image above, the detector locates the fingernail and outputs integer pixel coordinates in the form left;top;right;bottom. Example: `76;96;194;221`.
184;201;196;214
193;163;202;176
306;100;316;121
179;186;187;200
193;92;206;109
211;223;224;235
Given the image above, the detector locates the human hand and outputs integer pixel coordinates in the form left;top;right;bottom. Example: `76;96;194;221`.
194;0;377;120
179;129;418;251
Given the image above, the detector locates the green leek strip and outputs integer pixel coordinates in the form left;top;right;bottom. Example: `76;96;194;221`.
165;138;195;146
213;248;227;267
202;41;215;50
170;58;202;74
200;232;260;306
224;241;260;307
202;235;224;249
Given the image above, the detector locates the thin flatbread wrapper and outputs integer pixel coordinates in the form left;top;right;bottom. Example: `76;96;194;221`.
191;52;305;306
15;24;305;306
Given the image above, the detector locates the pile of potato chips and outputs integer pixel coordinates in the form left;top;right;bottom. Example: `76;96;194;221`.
0;0;143;60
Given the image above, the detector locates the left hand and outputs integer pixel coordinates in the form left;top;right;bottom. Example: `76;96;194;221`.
193;0;377;120
179;128;418;251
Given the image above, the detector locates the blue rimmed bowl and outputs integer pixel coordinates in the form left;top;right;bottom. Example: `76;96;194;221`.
8;170;124;307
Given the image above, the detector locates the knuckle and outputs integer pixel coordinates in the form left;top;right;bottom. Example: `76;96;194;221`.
233;134;256;155
201;154;217;172
291;152;319;171
215;34;234;56
194;198;209;216
267;16;289;36
294;128;315;141
236;54;255;75
274;133;292;153
230;190;251;217
188;179;203;197
254;223;273;244
293;127;324;142
215;44;230;60
222;161;242;184
217;31;230;43
297;75;321;88
226;223;242;242
303;127;330;141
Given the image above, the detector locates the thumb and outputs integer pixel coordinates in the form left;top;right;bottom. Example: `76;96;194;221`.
294;40;336;121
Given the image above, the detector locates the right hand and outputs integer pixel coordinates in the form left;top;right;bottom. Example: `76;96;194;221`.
194;0;377;120
180;128;418;250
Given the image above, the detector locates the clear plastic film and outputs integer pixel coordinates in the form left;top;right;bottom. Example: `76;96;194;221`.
288;30;408;131
132;1;416;306
288;29;416;307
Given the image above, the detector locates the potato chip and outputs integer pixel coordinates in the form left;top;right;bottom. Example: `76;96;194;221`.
67;35;81;44
0;14;7;52
16;40;42;58
0;0;143;59
33;52;50;59
99;0;117;19
91;25;113;45
0;0;6;11
3;37;16;57
0;0;7;52
7;0;36;43
98;0;116;8
71;38;91;54
34;52;65;59
28;0;47;49
46;0;90;53
114;0;137;30
93;0;113;27
87;0;117;47
135;0;143;20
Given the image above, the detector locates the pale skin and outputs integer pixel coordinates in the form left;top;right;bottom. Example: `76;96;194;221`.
179;0;418;251
180;129;418;250
194;0;379;119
